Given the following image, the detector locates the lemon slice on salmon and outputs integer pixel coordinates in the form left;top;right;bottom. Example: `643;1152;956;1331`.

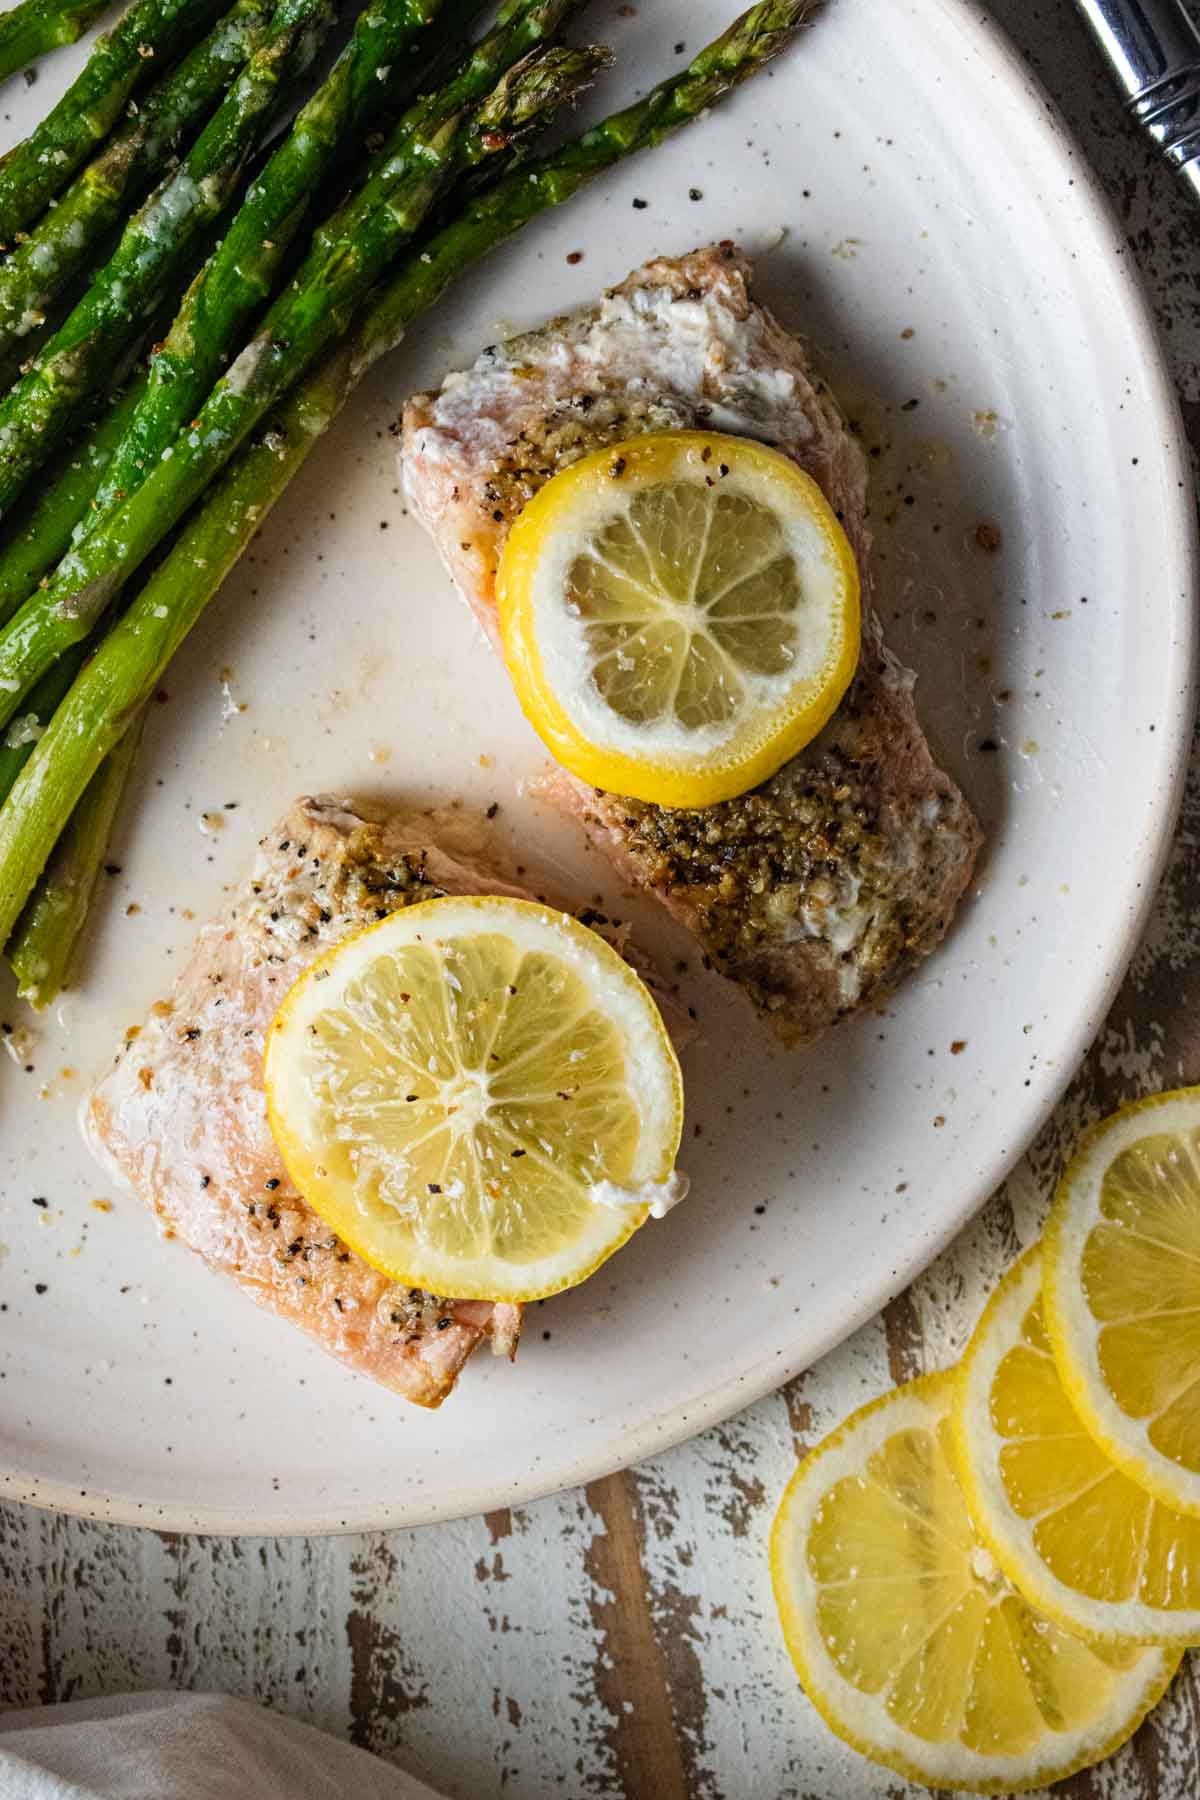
497;430;860;807
1043;1088;1200;1519
264;896;684;1302
770;1370;1179;1793
953;1247;1200;1646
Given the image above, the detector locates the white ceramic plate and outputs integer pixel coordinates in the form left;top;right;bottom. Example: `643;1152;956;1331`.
0;0;1194;1532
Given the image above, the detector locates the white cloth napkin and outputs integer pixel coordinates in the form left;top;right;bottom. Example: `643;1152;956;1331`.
0;1692;448;1800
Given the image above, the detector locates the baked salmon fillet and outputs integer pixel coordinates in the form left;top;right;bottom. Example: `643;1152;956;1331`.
402;243;983;1045
86;796;534;1409
87;795;690;1405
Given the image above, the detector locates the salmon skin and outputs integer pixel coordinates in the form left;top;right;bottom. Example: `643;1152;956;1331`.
402;243;982;1046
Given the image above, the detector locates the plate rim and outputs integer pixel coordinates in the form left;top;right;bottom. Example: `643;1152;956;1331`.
4;0;1198;1535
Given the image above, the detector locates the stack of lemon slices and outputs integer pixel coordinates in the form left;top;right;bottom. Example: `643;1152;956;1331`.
771;1087;1200;1792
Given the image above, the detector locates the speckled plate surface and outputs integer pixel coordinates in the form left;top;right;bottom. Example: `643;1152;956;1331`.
0;0;1194;1533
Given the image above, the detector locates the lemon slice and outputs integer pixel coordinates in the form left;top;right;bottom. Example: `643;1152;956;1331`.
770;1370;1178;1793
1043;1087;1200;1518
264;896;684;1302
954;1246;1200;1646
497;430;860;807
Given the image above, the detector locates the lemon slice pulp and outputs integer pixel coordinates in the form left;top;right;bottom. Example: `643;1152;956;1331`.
497;430;860;807
953;1247;1200;1646
1043;1087;1200;1518
770;1370;1178;1793
264;896;684;1302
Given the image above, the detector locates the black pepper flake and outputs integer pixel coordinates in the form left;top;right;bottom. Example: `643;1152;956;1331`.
104;863;122;876
34;1283;47;1295
631;197;648;209
200;1174;210;1188
486;802;499;820
510;1149;526;1158
427;1183;442;1194
406;1093;419;1102
436;1317;452;1330
31;1195;47;1208
265;1177;280;1190
900;397;920;412
689;187;703;201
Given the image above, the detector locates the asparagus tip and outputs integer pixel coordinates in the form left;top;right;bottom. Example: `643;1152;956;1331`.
480;42;616;139
726;0;824;59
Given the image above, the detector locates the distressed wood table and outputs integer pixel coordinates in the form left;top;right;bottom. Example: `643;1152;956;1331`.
4;4;1200;1795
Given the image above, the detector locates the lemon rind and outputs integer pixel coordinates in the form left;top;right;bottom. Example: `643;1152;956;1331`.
498;430;861;809
264;895;684;1304
1042;1086;1200;1521
953;1247;1200;1647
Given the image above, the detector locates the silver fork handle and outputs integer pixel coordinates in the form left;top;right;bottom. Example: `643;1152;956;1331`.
1074;0;1200;191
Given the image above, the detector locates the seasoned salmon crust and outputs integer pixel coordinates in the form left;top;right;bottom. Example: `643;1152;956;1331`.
402;243;982;1044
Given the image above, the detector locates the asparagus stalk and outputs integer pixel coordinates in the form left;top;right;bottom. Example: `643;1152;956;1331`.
0;0;817;952
0;226;116;391
0;0;275;372
7;702;142;1003
0;0;228;242
0;643;83;804
0;0;337;527
0;0;111;87
0;375;146;626
90;0;462;518
0;16;594;714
